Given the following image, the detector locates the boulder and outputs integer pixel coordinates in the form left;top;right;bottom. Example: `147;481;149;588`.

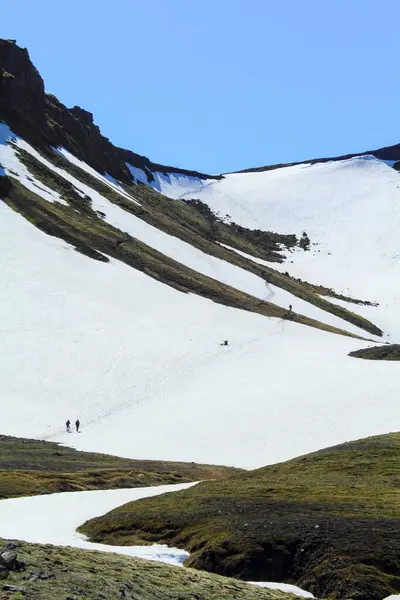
0;550;17;570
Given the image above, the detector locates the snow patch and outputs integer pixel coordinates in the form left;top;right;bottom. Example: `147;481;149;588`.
0;123;67;205
125;161;217;199
0;484;195;566
250;581;313;598
52;147;140;205
0;483;313;597
125;163;152;185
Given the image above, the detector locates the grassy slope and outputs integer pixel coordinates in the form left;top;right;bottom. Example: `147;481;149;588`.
80;433;400;600
0;539;305;600
0;436;239;500
349;344;400;360
1;144;382;338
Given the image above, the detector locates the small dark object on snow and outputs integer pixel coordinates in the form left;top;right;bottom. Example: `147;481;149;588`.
220;340;229;346
66;419;71;432
284;305;294;320
75;419;80;432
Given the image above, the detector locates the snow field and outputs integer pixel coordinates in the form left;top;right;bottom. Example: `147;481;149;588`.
0;123;67;205
154;157;400;340
0;126;374;337
1;202;399;469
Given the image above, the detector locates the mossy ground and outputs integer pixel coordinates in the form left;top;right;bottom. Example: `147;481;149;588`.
349;344;400;360
81;433;400;600
0;538;305;600
0;435;239;500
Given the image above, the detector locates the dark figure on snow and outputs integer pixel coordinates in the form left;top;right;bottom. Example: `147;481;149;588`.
221;340;229;346
66;420;70;433
75;419;80;433
285;305;294;320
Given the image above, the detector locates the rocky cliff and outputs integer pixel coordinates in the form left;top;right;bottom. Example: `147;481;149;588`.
0;39;221;185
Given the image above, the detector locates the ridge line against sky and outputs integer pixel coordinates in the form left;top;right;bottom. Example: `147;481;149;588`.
2;0;400;173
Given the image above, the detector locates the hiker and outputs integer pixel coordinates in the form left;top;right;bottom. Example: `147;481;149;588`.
66;420;71;433
75;419;80;433
289;304;292;314
221;340;229;346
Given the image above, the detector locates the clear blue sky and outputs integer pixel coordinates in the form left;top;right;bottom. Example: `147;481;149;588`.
2;1;400;173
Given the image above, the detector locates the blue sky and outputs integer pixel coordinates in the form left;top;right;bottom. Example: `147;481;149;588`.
2;1;400;173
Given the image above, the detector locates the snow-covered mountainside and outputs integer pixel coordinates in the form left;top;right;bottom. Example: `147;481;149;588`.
1;39;399;469
137;156;400;341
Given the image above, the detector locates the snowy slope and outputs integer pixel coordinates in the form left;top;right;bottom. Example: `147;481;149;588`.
0;125;372;337
154;158;400;340
125;163;214;197
1;123;399;468
1;201;399;469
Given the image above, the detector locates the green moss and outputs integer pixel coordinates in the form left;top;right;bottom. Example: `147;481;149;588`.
1;69;15;79
0;435;239;500
0;538;301;600
80;433;400;600
15;146;95;216
349;344;400;361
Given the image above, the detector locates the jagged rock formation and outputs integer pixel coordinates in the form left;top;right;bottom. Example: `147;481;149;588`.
0;39;221;185
3;38;400;187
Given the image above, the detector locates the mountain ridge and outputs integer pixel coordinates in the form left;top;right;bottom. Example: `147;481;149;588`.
0;39;221;185
2;39;400;182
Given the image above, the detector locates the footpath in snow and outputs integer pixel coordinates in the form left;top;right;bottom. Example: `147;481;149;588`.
156;157;400;341
1;201;400;469
0;124;371;337
0;484;312;598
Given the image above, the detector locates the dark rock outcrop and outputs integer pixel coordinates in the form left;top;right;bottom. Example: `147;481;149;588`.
2;584;26;595
2;39;400;187
0;544;25;576
0;39;221;186
234;143;400;175
0;550;18;570
0;40;47;140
